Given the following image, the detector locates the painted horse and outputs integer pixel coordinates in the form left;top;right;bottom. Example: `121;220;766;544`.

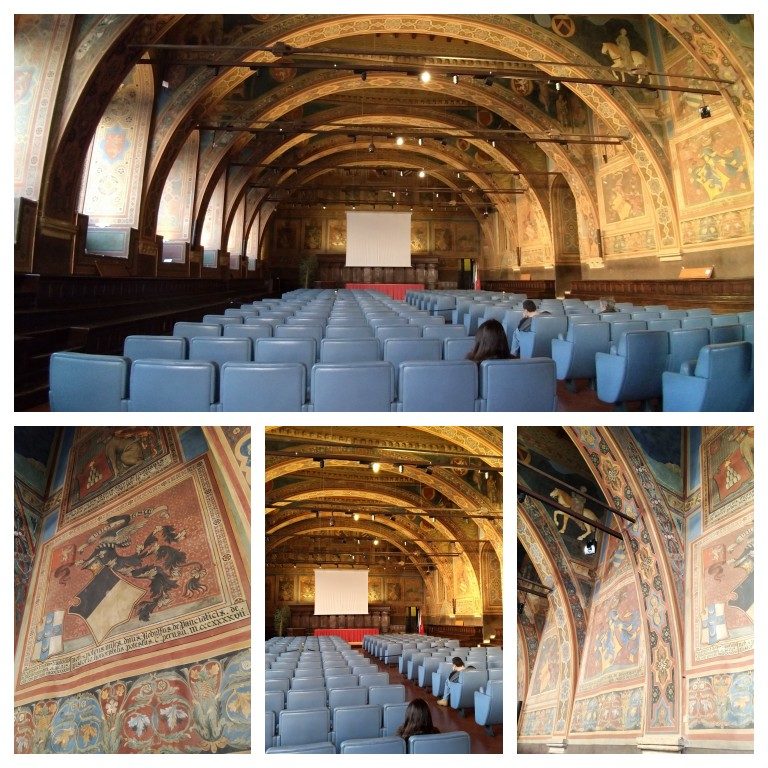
601;42;649;83
549;487;600;540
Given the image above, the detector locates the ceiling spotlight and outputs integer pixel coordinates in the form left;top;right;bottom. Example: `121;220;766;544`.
322;204;327;210
425;466;433;475
329;516;335;527
484;74;494;86
484;471;490;480
360;71;367;82
699;104;711;119
368;141;376;153
395;136;405;146
490;139;496;148
371;462;381;474
555;81;562;91
353;513;360;521
451;74;459;85
583;536;597;556
397;464;404;473
483;207;490;217
417;137;424;147
371;513;375;521
373;538;380;546
418;169;426;178
420;70;432;84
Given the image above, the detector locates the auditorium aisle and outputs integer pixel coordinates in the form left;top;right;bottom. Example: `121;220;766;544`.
361;646;502;753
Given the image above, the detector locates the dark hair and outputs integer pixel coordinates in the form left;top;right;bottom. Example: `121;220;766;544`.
522;299;537;312
466;319;511;362
396;698;439;739
451;657;466;667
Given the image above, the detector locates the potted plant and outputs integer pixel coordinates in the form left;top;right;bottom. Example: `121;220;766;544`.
298;254;318;288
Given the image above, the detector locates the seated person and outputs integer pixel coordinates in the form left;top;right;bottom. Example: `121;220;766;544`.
396;698;440;740
437;657;474;706
600;297;616;313
510;299;550;356
466;319;511;362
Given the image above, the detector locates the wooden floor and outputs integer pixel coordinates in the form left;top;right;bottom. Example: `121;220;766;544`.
364;649;503;754
555;379;660;411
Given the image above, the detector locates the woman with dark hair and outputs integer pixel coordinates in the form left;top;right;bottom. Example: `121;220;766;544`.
396;698;440;740
466;319;511;363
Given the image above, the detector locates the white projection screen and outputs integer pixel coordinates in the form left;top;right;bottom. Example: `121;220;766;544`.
314;569;369;615
345;211;412;267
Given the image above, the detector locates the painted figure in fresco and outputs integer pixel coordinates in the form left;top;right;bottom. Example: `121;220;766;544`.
689;135;749;202
594;589;641;674
531;635;559;695
104;428;159;477
601;39;648;83
549;486;600;541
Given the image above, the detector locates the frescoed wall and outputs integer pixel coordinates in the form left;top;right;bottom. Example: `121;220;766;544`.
156;131;199;242
14;427;251;754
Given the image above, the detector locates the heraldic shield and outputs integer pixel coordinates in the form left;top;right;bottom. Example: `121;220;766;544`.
69;567;144;644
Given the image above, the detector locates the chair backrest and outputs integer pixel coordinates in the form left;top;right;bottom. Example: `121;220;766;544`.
383;338;442;382
49;352;129;412
608;320;647;343
709;324;743;344
173;321;221;339
266;690;285;718
189;336;251;366
274;323;324;349
287;688;326;710
329;686;368;712
381;702;409;737
265;678;290;693
567;314;600;327
479;358;556;411
648;319;681;332
309;362;395;411
738;311;754;324
408;731;471;754
278;708;330;747
711;313;740;327
265;710;275;750
266;742;335;754
223;323;272;341
359;672;390;688
518;315;568;357
127;360;215;411
340;736;406;754
254;337;316;377
289;676;325;690
660;310;687;320
397;360;478;411
123;335;186;362
326;675;359;689
367;684;406;706
443;337;477;361
682;316;712;330
667;328;710;372
630;311;660;320
203;314;242;325
375;325;422;349
422;324;467;340
333;705;383;749
324;325;375;339
320;338;380;363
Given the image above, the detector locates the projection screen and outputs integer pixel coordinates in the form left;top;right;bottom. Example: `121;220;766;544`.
314;569;369;615
345;211;412;267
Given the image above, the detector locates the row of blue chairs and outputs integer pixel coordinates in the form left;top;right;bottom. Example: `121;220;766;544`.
49;355;559;411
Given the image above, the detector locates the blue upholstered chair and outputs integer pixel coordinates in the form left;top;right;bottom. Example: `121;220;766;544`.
123;335;186;362
351;665;377;676
667;328;710;373
307;361;396;411
383;643;402;666
319;338;380;363
126;360;216;411
329;687;368;724
711;313;740;326
359;672;390;688
447;669;489;715
647;318;681;332
743;323;754;346
396;360;479;411
383;337;442;384
367;685;406;706
323;325;374;339
709;324;743;344
49;352;128;411
481;305;507;324
501;309;524;340
660;310;687;320
595;330;669;408
254;337;316;379
432;295;456;319
381;702;409;737
405;654;427;682
517;315;567;358
644;304;668;312
422;324;467;340
443;337;476;360
331;705;383;753
265;710;275;750
173;321;221;340
566;314;600;328
408;731;471;754
375;324;422;351
630;311;660;321
662;342;753;412
474;679;503;735
410;315;446;326
682;316;712;330
289;676;325;691
600;311;631;322
265;690;285;720
223;323;272;342
463;303;489;335
325;675;358;689
432;661;454;700
478;358;557;411
189;336;252;367
202;314;242;325
286;689;327;710
418;657;442;690
265;678;291;693
340;736;406;754
551;321;611;384
274;323;324;353
607;319;647;344
276;708;331;747
738;311;754;324
266;742;335;754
